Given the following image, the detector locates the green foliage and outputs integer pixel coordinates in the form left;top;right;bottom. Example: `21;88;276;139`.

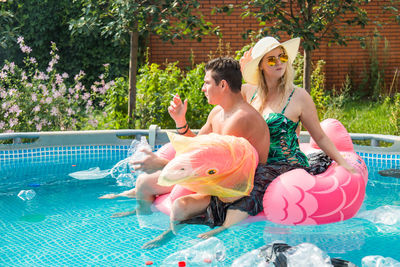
324;74;354;120
0;0;129;87
70;0;220;121
135;61;211;129
384;93;400;135
0;4;19;49
358;30;390;99
326;99;399;135
310;60;330;119
291;54;329;118
92;77;130;130
0;38;114;132
220;0;370;91
383;0;400;24
292;54;304;87
238;0;369;51
71;0;219;43
136;62;183;129
180;63;211;128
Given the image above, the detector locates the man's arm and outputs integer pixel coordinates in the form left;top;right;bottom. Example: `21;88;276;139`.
197;107;217;135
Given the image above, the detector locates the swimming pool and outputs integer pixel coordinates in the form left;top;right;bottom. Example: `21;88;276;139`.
1;131;400;266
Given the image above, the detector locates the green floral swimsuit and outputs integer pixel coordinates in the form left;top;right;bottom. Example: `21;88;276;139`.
250;88;309;167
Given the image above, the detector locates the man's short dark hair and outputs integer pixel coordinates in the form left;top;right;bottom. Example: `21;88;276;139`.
205;57;242;93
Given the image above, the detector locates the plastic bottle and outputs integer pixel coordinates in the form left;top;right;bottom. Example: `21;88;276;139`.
110;136;152;187
161;237;226;266
128;136;152;177
17;189;36;201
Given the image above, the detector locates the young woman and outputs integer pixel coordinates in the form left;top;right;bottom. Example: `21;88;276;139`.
240;36;355;173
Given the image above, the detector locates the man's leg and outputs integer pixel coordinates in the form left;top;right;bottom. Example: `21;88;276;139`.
111;170;174;217
98;188;137;199
142;194;211;249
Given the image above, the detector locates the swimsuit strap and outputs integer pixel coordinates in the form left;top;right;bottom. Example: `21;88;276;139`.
281;88;295;114
249;89;258;104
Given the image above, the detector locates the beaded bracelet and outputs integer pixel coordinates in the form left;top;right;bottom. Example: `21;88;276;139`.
177;124;189;135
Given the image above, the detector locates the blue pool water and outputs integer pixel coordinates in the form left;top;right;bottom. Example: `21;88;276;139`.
0;146;399;266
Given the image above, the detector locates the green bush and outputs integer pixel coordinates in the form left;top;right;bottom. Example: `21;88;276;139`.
0;0;130;87
0;37;114;132
135;61;212;129
310;60;330;119
91;77;130;130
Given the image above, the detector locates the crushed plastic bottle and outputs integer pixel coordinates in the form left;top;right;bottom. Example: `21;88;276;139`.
69;167;111;180
128;136;152;174
115;173;136;187
127;139;140;157
161;237;226;266
110;136;152;187
232;242;333;267
285;243;332;267
362;255;400;267
231;248;269;266
18;189;36;201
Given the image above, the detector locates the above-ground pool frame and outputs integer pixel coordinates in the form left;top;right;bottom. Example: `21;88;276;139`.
1;125;399;159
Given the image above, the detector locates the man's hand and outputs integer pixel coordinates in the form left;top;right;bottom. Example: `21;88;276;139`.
130;148;169;173
168;94;188;127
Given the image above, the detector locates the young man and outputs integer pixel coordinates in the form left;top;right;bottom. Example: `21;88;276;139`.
100;57;270;248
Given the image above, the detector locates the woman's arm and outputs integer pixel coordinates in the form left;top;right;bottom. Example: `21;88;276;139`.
298;89;356;173
241;83;257;103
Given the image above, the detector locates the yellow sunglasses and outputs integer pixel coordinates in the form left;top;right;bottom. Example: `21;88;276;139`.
266;53;289;66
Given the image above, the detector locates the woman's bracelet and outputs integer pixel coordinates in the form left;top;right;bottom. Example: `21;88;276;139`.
176;122;188;129
177;123;189;135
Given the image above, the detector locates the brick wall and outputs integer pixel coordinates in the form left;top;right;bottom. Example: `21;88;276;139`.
148;0;400;92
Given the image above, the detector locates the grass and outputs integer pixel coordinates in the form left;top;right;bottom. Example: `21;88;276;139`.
322;99;398;135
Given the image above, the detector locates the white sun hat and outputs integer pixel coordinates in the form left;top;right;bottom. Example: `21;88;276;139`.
242;36;301;85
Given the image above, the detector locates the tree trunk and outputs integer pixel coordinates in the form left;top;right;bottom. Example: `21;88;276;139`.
303;49;312;93
128;27;139;127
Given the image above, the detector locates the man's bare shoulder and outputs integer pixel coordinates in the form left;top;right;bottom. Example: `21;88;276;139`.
238;102;264;121
230;103;267;130
207;105;223;118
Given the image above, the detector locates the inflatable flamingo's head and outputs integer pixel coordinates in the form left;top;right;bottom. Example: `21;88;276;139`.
158;132;259;197
310;119;354;152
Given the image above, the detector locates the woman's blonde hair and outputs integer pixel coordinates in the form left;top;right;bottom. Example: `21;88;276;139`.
257;46;295;113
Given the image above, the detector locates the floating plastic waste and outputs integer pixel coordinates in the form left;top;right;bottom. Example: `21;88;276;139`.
357;205;400;225
67;136;151;186
109;136;151;187
161;237;226;266
69;167;111;180
362;255;400;267
230;248;268;266
18;189;36;201
232;242;357;267
284;243;332;267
